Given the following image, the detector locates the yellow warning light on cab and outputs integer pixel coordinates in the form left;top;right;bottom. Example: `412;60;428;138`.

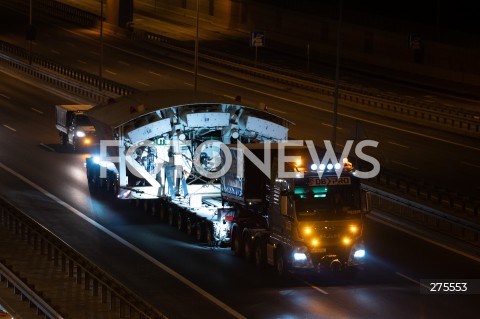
349;225;358;233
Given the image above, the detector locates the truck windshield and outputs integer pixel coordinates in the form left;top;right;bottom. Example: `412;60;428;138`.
293;185;362;221
76;115;92;126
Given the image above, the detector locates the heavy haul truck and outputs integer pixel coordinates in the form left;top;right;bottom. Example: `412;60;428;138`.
83;89;368;276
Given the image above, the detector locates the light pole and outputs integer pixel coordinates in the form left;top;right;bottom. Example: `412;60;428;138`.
28;0;33;64
332;0;343;152
99;0;104;91
193;0;200;91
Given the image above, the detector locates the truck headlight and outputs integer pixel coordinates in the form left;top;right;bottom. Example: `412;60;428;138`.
293;252;307;261
76;131;86;137
354;249;365;258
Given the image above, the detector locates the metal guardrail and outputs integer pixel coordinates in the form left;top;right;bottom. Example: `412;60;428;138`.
363;183;480;250
0;196;168;319
0;52;110;103
133;29;480;137
0;262;63;319
0;41;139;99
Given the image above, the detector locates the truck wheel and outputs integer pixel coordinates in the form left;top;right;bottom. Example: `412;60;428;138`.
60;132;68;146
149;200;157;216
232;229;244;256
205;224;214;246
275;248;287;277
254;239;266;268
168;208;176;226
159;203;167;221
195;223;204;242
186;218;194;236
177;212;185;231
244;234;254;262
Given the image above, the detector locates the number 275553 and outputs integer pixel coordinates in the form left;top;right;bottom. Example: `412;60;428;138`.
429;282;467;292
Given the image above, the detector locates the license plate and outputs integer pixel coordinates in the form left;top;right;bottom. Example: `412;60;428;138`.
311;247;326;253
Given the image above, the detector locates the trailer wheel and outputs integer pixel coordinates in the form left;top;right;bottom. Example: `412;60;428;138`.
254;238;266;268
205;224;214;246
186;218;194;236
195;222;204;242
150;200;157;216
168;208;176;226
177;212;185;231
159;203;167;221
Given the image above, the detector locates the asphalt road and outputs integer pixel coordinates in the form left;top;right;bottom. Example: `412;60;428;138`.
1;63;479;319
1;3;479;318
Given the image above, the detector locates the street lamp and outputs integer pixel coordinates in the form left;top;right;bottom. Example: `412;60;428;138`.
332;0;343;152
99;0;104;91
193;0;200;91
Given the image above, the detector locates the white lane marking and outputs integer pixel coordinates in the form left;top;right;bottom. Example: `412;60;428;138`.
460;161;480;169
0;162;246;319
51;49;60;55
184;82;193;87
105;69;117;75
396;272;430;290
391;160;418;170
39;143;55;152
118;60;130;66
388;141;409;148
77;60;88;65
67;42;75;47
0;93;11;100
3;125;16;132
31;107;43;114
136;81;151;87
302;280;328;294
149;71;162;77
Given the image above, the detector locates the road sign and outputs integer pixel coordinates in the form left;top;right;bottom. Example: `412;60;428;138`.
250;31;265;47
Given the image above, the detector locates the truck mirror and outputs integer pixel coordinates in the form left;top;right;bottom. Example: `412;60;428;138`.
280;195;288;216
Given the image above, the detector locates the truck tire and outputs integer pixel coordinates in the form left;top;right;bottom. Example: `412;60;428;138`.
186;218;194;236
195;222;204;242
159;202;167;221
60;132;68;146
205;224;214;247
243;233;254;262
177;211;185;231
275;248;287;277
254;238;266;268
168;208;176;226
232;229;244;257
